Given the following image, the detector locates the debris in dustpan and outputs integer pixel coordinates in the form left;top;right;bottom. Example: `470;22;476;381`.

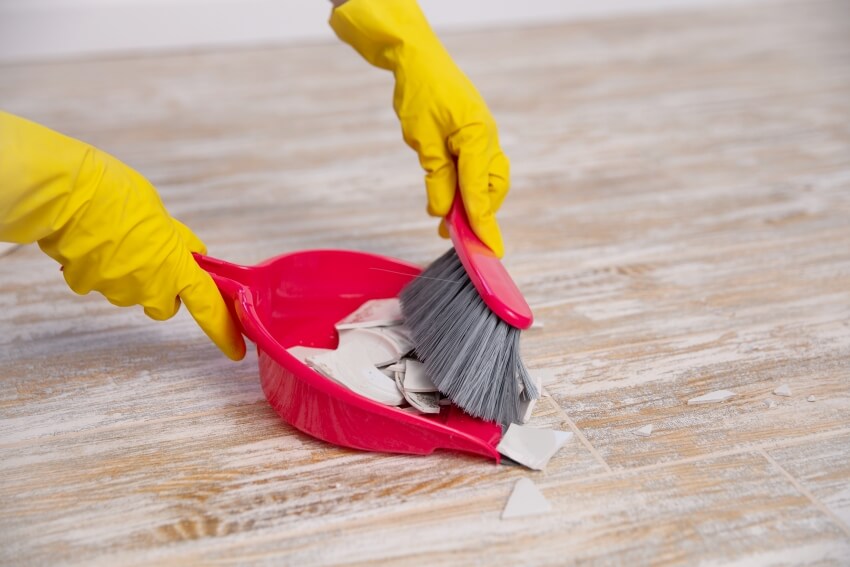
402;360;438;393
633;424;653;437
502;478;552;519
687;389;736;405
497;424;573;470
338;328;403;366
335;298;404;330
395;364;440;414
307;346;404;406
774;385;792;397
289;300;446;416
287;346;333;363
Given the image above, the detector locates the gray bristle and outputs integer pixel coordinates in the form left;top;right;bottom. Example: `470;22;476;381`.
400;249;538;425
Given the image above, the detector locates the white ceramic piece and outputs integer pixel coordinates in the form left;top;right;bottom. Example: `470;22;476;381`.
633;424;653;437
687;389;737;405
287;346;333;363
497;424;573;471
501;478;552;519
402;360;438;393
338;328;401;366
774;385;792;397
384;360;406;373
335;298;404;330
375;326;415;357
307;346;404;406
403;390;440;414
764;399;777;409
517;372;544;424
807;395;815;402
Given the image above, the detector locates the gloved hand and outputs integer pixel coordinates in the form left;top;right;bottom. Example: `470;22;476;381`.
330;0;510;257
0;111;246;361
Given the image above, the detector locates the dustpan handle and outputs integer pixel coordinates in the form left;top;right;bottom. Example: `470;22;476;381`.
193;253;256;338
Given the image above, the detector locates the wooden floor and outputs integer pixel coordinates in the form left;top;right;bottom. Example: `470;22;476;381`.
2;0;850;564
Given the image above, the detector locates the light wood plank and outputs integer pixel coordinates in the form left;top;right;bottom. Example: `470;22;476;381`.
1;0;849;564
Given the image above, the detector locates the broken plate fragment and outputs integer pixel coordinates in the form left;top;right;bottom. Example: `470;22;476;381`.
335;298;404;330
394;364;439;413
402;360;438;393
774;385;792;397
687;389;737;405
764;399;777;409
497;424;573;471
633;424;653;437
338;328;403;367
517;372;544;424
287;346;334;363
502;478;552;519
807;395;815;402
307;345;404;406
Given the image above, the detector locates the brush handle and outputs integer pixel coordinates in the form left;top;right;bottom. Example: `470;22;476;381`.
445;192;534;329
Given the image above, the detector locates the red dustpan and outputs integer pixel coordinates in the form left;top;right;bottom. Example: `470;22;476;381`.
194;250;502;462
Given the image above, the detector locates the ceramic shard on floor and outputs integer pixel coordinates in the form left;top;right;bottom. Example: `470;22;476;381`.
497;424;573;470
633;424;653;437
764;399;777;409
687;389;737;405
501;478;552;520
774;384;792;397
335;298;404;330
807;395;816;402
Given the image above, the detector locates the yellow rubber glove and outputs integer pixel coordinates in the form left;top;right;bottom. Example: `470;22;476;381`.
330;0;509;257
0;111;246;361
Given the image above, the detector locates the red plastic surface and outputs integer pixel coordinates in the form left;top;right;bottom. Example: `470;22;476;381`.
445;193;534;329
195;251;502;461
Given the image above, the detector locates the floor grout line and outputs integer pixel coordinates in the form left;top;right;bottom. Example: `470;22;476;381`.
546;393;613;473
758;448;850;539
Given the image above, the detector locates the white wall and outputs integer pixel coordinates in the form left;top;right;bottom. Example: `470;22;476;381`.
0;0;761;63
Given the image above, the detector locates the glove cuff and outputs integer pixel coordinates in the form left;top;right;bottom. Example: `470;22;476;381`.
329;0;442;71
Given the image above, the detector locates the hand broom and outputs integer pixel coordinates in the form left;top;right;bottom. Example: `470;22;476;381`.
400;193;538;425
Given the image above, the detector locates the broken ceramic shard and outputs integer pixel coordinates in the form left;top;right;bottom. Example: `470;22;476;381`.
287;346;334;363
774;385;792;397
338;328;402;367
374;325;414;357
501;478;552;519
687;389;736;405
764;399;777;409
394;362;439;413
633;424;653;437
402;360;438;393
384;360;406;373
403;390;440;414
497;424;573;471
307;346;404;406
335;298;404;330
517;372;544;424
807;395;815;402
